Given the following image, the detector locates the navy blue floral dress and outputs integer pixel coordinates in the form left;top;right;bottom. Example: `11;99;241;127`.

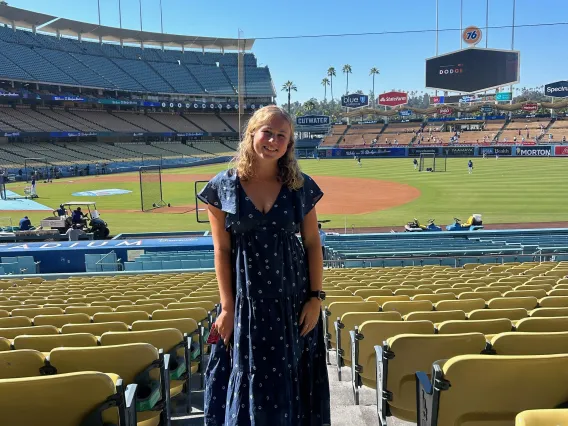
198;169;330;426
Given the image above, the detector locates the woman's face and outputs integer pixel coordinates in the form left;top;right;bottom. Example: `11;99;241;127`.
251;115;291;163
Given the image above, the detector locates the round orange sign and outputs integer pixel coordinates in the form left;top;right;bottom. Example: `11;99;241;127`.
463;26;482;45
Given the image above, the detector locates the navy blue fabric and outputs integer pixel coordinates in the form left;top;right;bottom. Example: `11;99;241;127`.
198;169;330;426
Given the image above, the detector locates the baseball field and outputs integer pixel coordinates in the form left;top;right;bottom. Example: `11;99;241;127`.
4;157;567;234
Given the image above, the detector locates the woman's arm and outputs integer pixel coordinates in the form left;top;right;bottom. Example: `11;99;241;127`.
207;204;234;344
301;207;323;291
299;207;324;336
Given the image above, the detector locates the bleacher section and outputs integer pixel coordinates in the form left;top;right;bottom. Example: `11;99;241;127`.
498;119;550;143
547;119;568;142
321;125;348;147
339;124;385;147
381;122;421;146
0;26;273;96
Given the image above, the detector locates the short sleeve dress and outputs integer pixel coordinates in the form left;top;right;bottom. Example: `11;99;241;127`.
198;169;330;426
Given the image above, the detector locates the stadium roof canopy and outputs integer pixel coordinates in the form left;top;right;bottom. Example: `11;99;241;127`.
0;3;254;51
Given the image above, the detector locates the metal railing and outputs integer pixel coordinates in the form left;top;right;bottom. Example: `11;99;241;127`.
95;250;123;272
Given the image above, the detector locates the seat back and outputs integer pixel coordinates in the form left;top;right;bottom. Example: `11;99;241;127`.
412;293;455;303
491;331;568;355
0;371;120;426
436;354;568;426
132;318;199;335
0;325;58;339
14;333;98;352
11;307;64;318
384;333;486;422
404;310;466;322
33;313;91;328
435;298;486;313
516;316;568;332
357;320;435;386
327;302;379;346
151;307;208;322
516;409;568;426
64;306;113;315
530;307;568;317
468;308;528;321
49;343;159;384
381;300;433;316
438;318;513;335
101;328;183;353
61;322;129;335
0;349;45;378
93;311;150;324
488;297;539;310
0;316;32;328
539;296;568;308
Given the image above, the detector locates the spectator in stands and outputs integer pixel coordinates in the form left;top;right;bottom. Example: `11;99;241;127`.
53;204;66;217
65;224;86;241
563;136;566;143
19;216;32;231
549;133;553;141
71;207;88;226
318;223;326;259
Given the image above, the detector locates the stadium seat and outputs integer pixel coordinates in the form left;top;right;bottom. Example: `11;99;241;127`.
437;318;513;335
350;320;435;404
0;325;58;339
151;308;208;322
530;307;568;317
116;304;165;314
417;354;568;426
100;328;194;414
490;331;568;355
13;333;98;352
488;296;539;310
0;316;32;328
0;337;10;351
33;313;90;328
11;306;64;318
403;310;466;322
93;311;150;324
48;343;170;426
539;296;568;308
0;349;45;378
412;293;456;303
516;409;568;426
334;311;400;379
435;298;486;313
382;300;433;316
64;305;114;315
468;308;528;321
459;290;502;301
0;371;136;426
516;316;568;332
61;321;129;335
375;333;487;425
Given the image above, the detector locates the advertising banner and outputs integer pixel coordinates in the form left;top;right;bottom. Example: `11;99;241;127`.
399;110;412;117
443;146;475;156
495;92;512;101
408;147;442;157
0;92;19;98
480;146;512;156
480;105;494;114
437;106;453;115
515;146;552;156
378;91;408;107
521;103;538;112
554;145;568;156
426;48;520;93
331;148;406;158
545;81;568;98
341;94;369;108
296;115;330;126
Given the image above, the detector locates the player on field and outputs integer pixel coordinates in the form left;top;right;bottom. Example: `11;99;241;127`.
468;159;473;174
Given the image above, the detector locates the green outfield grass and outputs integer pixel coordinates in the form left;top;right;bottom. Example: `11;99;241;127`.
5;157;568;234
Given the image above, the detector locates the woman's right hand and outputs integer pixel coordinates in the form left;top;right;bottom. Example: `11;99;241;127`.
215;307;235;346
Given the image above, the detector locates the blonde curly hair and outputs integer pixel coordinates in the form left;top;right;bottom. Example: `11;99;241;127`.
231;105;304;190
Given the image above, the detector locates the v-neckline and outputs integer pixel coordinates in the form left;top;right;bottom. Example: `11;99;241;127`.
238;175;284;216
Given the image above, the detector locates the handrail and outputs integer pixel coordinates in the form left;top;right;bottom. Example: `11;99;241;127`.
95;250;123;271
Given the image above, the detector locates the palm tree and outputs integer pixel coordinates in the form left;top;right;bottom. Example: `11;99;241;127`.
281;81;297;113
327;67;336;101
342;64;352;95
369;67;380;107
321;77;330;101
304;100;316;112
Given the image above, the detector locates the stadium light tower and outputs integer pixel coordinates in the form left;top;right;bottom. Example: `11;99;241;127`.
118;0;122;29
160;0;164;33
139;0;143;32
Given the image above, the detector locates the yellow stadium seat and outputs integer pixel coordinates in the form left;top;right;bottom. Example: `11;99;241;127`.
382;300;433;316
11;307;64;319
404;310;466;322
13;333;98;352
394;288;433;297
91;300;133;308
505;289;548;299
48;343;168;426
0;337;10;351
488;296;539;310
0;325;58;339
516;409;568;426
0;316;32;329
0;349;45;378
539;296;568;308
167;301;216;312
61;322;128;335
438;318;513;335
468;308;528;321
350;320;435;404
459;291;502;301
491;331;568;355
33;313;90;328
93;311;150;325
530;307;568;317
516;316;568;332
353;289;392;298
151;308;207;322
376;333;487;424
435;298;486;313
412;293;455;303
116;303;165;315
417;354;568;426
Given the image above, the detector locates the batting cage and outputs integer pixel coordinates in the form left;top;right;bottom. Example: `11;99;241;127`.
194;180;210;223
141;153;163;168
419;153;447;172
139;166;167;211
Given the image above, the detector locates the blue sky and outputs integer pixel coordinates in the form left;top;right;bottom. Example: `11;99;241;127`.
8;0;568;102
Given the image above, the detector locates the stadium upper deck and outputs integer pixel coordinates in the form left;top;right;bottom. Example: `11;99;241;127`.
0;4;275;98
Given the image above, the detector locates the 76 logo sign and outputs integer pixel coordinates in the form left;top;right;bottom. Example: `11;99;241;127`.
463;26;483;46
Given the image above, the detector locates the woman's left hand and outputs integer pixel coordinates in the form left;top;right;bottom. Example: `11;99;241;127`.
299;298;322;337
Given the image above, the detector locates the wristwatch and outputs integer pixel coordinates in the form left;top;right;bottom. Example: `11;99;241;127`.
309;290;326;301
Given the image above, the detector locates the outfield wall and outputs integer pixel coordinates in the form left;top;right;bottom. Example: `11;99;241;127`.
317;145;567;158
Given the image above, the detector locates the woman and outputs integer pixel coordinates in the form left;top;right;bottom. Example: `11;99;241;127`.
198;105;330;425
